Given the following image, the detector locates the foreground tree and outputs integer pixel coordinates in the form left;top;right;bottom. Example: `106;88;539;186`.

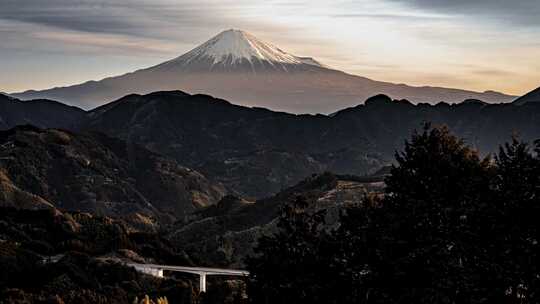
248;124;540;303
489;139;540;302
362;124;498;302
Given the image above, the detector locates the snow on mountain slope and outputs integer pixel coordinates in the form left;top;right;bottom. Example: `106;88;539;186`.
153;29;325;72
179;29;302;64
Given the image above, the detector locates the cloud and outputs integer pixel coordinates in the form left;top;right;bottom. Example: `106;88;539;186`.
0;0;255;42
0;1;140;35
389;0;540;27
0;0;301;51
33;30;180;56
0;18;181;58
471;68;515;77
330;12;451;21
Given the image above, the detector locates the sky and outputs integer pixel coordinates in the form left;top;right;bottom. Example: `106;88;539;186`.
1;0;539;96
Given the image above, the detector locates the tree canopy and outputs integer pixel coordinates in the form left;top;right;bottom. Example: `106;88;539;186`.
248;124;540;303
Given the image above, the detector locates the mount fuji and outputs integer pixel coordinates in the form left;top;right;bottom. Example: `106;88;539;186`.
152;29;327;72
12;29;515;113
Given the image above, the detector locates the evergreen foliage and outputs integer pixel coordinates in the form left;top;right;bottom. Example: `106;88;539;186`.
248;124;540;303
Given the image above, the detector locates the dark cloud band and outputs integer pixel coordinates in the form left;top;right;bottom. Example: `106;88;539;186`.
0;0;233;40
390;0;540;27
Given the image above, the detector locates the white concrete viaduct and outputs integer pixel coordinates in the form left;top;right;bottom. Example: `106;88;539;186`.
128;263;249;293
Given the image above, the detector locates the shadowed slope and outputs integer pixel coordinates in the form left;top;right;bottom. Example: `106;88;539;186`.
0;93;85;130
513;86;540;105
0;126;226;228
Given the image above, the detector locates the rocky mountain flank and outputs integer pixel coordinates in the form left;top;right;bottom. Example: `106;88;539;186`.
170;172;386;267
0;126;226;229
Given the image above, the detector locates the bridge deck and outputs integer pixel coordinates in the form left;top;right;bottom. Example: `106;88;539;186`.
127;263;249;276
127;263;249;293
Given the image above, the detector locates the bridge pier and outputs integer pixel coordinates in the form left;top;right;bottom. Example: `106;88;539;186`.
199;273;207;293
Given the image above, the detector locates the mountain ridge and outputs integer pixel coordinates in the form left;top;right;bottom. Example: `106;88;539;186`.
78;90;540;198
3;90;540;198
513;86;540;105
0;93;86;130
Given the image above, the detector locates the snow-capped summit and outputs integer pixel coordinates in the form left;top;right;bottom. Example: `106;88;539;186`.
181;29;301;64
155;29;325;72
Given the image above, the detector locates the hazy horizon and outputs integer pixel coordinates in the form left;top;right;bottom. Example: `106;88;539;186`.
1;0;539;96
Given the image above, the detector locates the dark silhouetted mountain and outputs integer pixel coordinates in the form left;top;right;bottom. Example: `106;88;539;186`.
80;91;540;198
82;91;385;198
332;97;540;162
0;126;226;228
2;91;540;198
513;86;540;105
11;29;515;113
0;93;85;130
